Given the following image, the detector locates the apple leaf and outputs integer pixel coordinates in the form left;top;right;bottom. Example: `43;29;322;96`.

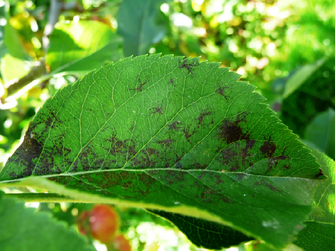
0;55;325;248
0;192;95;251
47;20;123;75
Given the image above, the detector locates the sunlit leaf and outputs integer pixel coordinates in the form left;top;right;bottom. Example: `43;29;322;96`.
117;0;167;56
0;192;95;251
0;55;325;248
47;20;123;75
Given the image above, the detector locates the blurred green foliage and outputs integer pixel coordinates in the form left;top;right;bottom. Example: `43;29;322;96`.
0;0;334;250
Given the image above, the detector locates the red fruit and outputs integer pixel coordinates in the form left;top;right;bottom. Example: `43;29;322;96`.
113;234;131;251
77;205;120;244
77;211;91;236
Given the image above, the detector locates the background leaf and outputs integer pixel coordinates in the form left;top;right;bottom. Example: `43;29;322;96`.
0;192;95;251
304;108;335;159
280;57;335;136
46;20;123;75
0;55;324;248
117;0;167;56
282;58;326;99
148;209;253;249
293;147;335;250
294;221;335;251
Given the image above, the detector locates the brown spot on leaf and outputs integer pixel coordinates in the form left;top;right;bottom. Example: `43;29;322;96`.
168;78;174;85
254;180;282;193
197;110;211;125
179;59;198;74
150;103;163;116
193;162;207;169
157;136;174;148
217;116;249;144
8;126;43;179
215;85;229;100
260;141;276;157
265;155;289;174
168;121;181;130
129;77;148;92
313;169;325;179
183;125;195;144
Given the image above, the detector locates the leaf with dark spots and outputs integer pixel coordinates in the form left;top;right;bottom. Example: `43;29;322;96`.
179;58;199;74
217;116;249;144
215;85;229;100
167;121;181;130
168;78;174;85
1;55;325;249
197;110;212;126
254;180;283;193
148;210;253;249
129;77;148;92
183;126;195;144
260;141;277;157
157;137;174;148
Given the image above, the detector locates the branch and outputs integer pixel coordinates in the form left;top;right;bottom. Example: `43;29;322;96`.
5;58;46;97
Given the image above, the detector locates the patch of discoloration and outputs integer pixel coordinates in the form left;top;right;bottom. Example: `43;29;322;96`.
217;115;249;144
260;141;276;157
7;126;43;179
157;136;175;148
168;78;174;85
254;180;283;193
265;155;289;174
167;121;181;130
193;162;207;169
215;85;229;100
197;110;212;126
129;77;148;92
183;126;195;144
179;59;199;74
313;169;325;179
150;103;163;116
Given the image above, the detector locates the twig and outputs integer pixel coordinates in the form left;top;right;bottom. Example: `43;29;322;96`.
43;0;62;50
5;58;47;96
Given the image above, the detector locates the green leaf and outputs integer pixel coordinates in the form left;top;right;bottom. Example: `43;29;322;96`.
293;147;335;250
117;0;167;56
46;20;123;75
4;17;27;59
0;55;325;248
280;57;335;136
282;58;326;99
307;148;335;224
294;221;335;251
148;210;253;249
0;54;30;82
0;192;95;251
305;108;335;159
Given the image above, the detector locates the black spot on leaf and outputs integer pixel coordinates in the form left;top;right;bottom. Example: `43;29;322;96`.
183;126;195;144
168;78;174;85
150;103;163;116
217;116;249;144
157;136;174;148
6;126;43;179
168;121;181;130
179;59;198;74
197;110;211;126
260;141;276;157
129;77;148;92
254;180;282;193
215;85;229;100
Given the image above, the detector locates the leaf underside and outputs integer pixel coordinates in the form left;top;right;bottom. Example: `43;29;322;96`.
0;54;324;248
